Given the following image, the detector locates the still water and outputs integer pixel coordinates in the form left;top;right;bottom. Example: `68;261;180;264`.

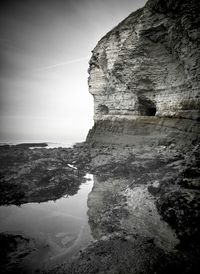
0;174;94;272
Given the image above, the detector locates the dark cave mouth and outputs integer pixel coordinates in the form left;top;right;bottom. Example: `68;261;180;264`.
138;97;157;116
145;107;157;116
97;100;157;116
97;104;109;114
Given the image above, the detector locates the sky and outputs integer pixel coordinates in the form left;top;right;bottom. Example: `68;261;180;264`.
0;0;146;144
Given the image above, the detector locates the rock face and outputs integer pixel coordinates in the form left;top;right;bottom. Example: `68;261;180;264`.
87;0;200;145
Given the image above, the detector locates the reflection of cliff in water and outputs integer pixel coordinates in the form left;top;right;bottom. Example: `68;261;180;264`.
87;175;178;251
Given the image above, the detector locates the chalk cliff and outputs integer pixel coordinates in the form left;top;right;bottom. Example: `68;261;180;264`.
87;0;200;145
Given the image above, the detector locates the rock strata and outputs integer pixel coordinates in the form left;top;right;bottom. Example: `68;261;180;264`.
87;0;200;145
1;0;200;273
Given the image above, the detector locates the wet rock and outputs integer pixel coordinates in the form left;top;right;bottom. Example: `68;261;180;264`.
0;233;35;274
0;145;87;205
15;143;48;148
53;233;199;274
156;146;200;252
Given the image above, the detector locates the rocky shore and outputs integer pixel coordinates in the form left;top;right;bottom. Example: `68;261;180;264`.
1;0;200;273
0;144;88;206
1;140;199;273
46;141;199;274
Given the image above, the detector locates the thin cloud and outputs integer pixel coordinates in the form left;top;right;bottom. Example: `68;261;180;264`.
34;56;89;71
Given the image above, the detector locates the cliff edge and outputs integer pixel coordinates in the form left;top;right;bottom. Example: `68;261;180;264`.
87;0;200;145
46;1;200;272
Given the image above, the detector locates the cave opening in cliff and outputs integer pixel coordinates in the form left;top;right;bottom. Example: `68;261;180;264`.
138;96;156;116
97;104;109;114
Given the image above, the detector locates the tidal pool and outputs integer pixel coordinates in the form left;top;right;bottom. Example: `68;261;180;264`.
0;174;94;273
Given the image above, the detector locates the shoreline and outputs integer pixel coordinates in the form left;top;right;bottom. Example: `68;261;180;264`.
0;141;199;273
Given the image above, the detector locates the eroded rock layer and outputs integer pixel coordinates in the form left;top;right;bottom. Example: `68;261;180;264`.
88;0;200;145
